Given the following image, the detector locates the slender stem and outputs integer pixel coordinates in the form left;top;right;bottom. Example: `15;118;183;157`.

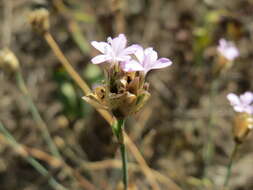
0;121;67;190
15;71;61;158
43;31;114;125
124;134;161;190
113;119;128;190
223;143;239;188
43;31;91;94
119;127;128;190
203;79;219;177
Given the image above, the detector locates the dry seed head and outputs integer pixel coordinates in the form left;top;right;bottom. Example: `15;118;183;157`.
0;48;20;72
28;8;50;34
106;69;150;119
83;69;150;119
233;113;253;144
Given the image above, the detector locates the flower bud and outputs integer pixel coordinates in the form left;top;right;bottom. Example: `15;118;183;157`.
214;39;239;75
0;48;20;72
233;113;253;144
28;8;50;34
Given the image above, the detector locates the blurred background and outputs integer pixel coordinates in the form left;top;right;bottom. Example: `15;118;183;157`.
0;0;253;189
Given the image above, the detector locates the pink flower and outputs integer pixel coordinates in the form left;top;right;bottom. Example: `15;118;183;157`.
227;92;253;115
120;60;144;72
121;47;172;74
91;34;139;64
217;39;239;61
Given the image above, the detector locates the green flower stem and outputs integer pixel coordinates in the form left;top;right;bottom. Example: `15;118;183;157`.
112;119;128;190
203;79;219;177
223;142;239;188
15;71;61;158
0;121;67;190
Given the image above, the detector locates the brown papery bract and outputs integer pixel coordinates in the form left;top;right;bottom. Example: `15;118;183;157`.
233;113;253;144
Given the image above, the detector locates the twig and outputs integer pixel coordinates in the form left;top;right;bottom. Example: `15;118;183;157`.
15;70;61;158
0;121;68;190
25;146;97;190
43;31;113;124
0;133;97;190
125;134;160;190
43;32;91;94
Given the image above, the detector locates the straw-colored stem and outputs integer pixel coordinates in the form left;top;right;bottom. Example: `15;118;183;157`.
223;143;239;188
0;121;67;190
125;134;161;190
15;70;61;158
43;32;91;94
43;31;114;125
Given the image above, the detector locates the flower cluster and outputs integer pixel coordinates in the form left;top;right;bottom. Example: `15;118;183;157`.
227;91;253;143
91;34;172;74
84;34;172;119
217;39;239;62
227;92;253;115
214;38;239;75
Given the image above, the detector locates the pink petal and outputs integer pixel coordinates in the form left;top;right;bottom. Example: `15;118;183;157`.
91;54;111;64
219;39;226;47
134;46;144;63
122;44;142;55
225;48;239;61
110;34;127;54
217;39;239;61
91;41;111;54
245;106;253;115
233;105;244;112
144;48;158;63
115;55;131;62
151;58;173;69
227;93;240;106
240;92;253;105
120;60;144;72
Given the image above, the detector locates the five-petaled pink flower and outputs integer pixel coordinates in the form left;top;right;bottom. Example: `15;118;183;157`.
121;47;172;74
217;39;239;61
91;34;139;64
227;92;253;115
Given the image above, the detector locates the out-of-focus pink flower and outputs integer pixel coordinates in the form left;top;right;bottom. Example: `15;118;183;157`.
217;39;239;61
121;47;172;74
91;34;139;64
227;92;253;114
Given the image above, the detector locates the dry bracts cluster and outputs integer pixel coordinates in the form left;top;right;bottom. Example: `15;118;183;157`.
83;34;172;119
